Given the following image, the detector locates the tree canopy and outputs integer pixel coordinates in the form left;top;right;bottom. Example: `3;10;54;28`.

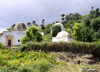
21;25;43;44
71;23;83;41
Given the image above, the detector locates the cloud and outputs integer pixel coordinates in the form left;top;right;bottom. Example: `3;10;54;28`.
0;28;8;33
0;0;100;29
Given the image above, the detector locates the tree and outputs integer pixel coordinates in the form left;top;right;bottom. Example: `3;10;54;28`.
45;24;53;34
92;6;94;11
82;26;93;42
32;20;38;27
6;24;15;31
83;16;90;26
52;25;62;37
27;22;31;27
71;23;83;41
64;20;77;33
64;20;76;29
92;31;100;42
65;15;69;20
21;25;43;44
41;19;45;30
61;14;65;21
90;17;100;32
7;28;11;31
74;13;82;20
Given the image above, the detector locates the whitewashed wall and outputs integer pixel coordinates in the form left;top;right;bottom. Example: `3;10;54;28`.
52;37;75;42
2;30;25;46
12;30;25;46
2;31;11;46
2;31;12;46
0;36;2;43
1;30;44;46
41;32;44;35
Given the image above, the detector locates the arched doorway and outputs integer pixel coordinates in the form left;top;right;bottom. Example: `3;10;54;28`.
6;36;13;46
8;39;11;46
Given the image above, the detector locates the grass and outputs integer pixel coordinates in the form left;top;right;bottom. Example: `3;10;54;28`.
49;63;100;72
0;43;100;72
0;49;100;72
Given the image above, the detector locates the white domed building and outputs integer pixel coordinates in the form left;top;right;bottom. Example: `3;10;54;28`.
0;22;27;46
51;23;65;33
52;31;75;42
52;23;75;42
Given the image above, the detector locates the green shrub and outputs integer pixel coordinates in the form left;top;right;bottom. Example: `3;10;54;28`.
71;23;83;41
42;33;52;42
0;53;7;66
19;41;100;56
8;66;18;71
0;42;5;49
76;20;82;23
64;20;76;29
36;59;52;72
90;17;100;32
83;16;90;26
18;44;28;52
45;24;53;34
0;68;9;72
21;25;43;44
52;25;62;37
82;15;88;18
17;67;32;72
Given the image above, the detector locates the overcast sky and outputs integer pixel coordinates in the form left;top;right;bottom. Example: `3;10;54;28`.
0;0;100;33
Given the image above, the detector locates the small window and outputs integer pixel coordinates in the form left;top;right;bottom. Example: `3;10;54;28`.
18;39;20;42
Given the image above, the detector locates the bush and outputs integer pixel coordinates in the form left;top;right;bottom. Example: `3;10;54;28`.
83;16;90;26
52;25;62;37
45;24;53;34
82;26;94;42
17;41;100;57
0;56;7;66
71;23;83;41
42;33;52;42
36;59;52;72
64;20;76;29
0;42;5;49
21;25;43;44
18;44;28;52
0;68;9;72
17;67;32;72
90;17;100;32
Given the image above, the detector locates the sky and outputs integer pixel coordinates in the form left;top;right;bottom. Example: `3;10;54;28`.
0;0;100;33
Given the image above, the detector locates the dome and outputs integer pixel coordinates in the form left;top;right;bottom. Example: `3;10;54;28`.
13;22;27;30
53;23;65;31
56;31;70;38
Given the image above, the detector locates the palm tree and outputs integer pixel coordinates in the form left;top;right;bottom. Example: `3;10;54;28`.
61;14;65;21
41;19;45;25
74;13;81;20
61;14;65;17
27;22;31;27
69;13;74;20
52;22;55;24
65;15;69;20
32;21;36;25
92;6;94;11
41;19;45;30
96;8;99;12
56;21;59;23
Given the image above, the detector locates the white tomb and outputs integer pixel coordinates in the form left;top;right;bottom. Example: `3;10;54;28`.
52;31;75;42
0;22;44;46
52;23;75;42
